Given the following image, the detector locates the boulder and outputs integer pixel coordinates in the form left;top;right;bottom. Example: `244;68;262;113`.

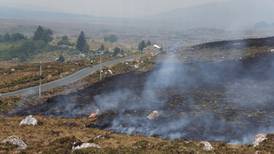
89;113;97;119
200;141;214;151
108;69;113;75
253;133;267;147
19;115;38;126
72;143;101;151
147;111;160;120
89;109;100;119
1;136;27;150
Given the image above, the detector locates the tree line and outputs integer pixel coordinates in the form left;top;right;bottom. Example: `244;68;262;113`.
0;33;26;42
0;26;53;60
138;40;152;51
0;25;154;61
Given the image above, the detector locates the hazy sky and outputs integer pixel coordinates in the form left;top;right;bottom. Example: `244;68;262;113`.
0;0;228;17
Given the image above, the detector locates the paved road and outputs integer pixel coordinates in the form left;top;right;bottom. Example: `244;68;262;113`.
0;55;140;98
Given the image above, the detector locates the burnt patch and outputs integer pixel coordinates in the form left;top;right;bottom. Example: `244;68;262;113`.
12;52;274;143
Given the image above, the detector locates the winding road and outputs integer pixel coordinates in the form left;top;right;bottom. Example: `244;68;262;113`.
0;55;140;98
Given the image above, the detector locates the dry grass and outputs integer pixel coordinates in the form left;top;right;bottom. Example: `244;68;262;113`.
0;116;166;153
0;97;20;114
0;60;89;93
0;116;273;153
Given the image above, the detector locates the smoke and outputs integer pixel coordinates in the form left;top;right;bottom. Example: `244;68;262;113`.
94;54;183;113
90;51;274;143
13;44;274;144
225;79;274;107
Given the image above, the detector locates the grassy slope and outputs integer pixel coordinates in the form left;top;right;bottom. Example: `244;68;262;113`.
0;116;274;153
180;36;274;62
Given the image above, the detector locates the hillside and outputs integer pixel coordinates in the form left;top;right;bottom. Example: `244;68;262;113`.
192;36;274;50
153;0;274;30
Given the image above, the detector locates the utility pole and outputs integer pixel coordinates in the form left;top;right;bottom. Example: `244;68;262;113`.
99;51;102;81
39;61;42;97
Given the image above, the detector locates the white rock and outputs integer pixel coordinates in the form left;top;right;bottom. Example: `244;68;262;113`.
108;69;113;75
93;135;105;140
19;115;38;126
72;143;101;151
79;53;86;58
134;64;139;69
1;136;27;150
89;113;97;119
253;133;267;147
89;109;100;119
147;111;160;120
200;141;214;151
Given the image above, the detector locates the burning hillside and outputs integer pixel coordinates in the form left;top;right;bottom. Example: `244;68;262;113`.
12;51;274;144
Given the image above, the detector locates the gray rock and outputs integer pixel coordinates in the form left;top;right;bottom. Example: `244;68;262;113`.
147;111;160;120
1;136;27;150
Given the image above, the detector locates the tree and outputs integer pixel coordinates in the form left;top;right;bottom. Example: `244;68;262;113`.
10;33;26;41
57;35;70;46
0;33;26;42
138;40;146;51
104;34;118;43
56;55;65;63
33;26;53;43
146;40;152;46
33;26;43;40
10;40;47;61
3;33;10;42
113;47;123;56
76;31;89;52
99;44;105;51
